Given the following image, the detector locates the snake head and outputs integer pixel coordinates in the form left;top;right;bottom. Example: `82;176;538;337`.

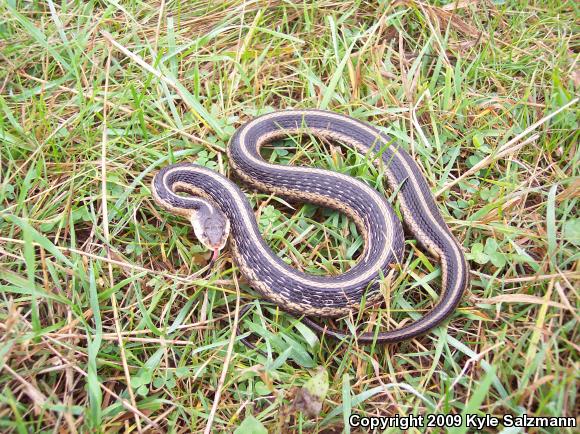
190;206;230;261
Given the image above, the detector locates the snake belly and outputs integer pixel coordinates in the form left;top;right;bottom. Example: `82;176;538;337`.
152;110;469;343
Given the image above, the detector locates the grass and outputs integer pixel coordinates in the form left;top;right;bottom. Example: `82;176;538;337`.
0;0;578;432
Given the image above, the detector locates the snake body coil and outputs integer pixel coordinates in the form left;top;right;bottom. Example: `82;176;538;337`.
152;110;469;343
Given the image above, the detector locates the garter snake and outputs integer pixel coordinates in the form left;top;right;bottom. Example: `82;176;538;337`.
151;110;469;344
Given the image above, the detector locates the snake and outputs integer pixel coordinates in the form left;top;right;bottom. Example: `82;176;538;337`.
151;109;469;344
